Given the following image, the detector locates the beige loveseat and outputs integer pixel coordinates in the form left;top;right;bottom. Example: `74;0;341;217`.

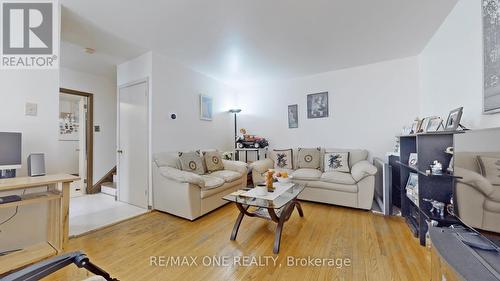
152;152;247;220
250;148;377;210
455;152;500;233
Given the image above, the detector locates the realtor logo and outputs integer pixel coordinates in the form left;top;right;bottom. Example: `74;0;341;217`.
1;0;59;69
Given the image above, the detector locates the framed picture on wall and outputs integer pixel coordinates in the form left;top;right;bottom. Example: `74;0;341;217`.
307;92;329;119
200;95;213;121
288;104;298;128
483;0;500;114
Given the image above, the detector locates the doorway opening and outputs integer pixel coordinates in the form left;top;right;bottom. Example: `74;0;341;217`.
59;88;93;196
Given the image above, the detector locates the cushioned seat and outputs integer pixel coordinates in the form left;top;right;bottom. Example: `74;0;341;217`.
292;168;322;181
306;180;358;193
320;171;356;185
200;183;235;199
201;175;224;189
209;170;242;183
484;199;500;213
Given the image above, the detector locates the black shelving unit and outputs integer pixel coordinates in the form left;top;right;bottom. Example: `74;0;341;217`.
398;131;464;246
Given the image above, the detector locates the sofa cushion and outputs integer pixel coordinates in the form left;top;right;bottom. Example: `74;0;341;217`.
209;170;242;183
200;182;235;199
154;152;181;169
322;148;368;169
271;149;294;169
477;156;500;186
203;151;224;173
292;168;323;181
178;151;205;175
297;147;321;169
305;180;358;193
201;175;225;189
320;171;356;185
484;199;500;213
324;151;350;173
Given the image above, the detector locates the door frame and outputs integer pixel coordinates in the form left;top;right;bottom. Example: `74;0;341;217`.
59;88;94;193
117;78;150;208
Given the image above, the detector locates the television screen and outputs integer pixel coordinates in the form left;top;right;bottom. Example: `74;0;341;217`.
0;132;22;169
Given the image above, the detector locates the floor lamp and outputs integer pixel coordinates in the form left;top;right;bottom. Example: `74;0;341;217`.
229;109;242;150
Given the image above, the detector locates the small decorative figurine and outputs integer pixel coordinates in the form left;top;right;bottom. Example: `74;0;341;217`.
424;198;445;218
430;160;443;175
445;146;454;173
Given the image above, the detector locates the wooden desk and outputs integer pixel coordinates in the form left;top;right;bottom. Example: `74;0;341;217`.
0;174;79;275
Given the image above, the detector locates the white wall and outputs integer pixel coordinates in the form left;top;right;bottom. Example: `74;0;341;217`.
151;53;236;153
0;69;59;251
235;57;421;159
419;0;500;129
60;67;118;184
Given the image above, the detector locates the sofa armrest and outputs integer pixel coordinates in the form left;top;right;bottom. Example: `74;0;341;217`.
158;166;205;188
222;160;248;175
351;160;377;182
455;167;494;197
250;159;274;174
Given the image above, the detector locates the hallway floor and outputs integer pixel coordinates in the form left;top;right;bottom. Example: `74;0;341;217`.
69;193;148;236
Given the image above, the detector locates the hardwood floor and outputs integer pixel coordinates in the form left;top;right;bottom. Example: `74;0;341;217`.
43;202;430;281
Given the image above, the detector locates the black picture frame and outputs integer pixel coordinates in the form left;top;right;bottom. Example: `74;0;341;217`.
307;92;329;119
444;107;463;131
288;104;298;128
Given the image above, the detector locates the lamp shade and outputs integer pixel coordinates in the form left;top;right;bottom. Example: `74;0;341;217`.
228;109;242;114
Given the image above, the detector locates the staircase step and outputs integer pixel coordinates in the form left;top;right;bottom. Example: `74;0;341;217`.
101;182;116;189
101;182;117;197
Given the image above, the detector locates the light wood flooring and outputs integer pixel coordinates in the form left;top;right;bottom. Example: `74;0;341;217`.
43;202;430;281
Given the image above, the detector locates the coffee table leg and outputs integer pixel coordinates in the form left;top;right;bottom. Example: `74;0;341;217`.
231;204;248;240
295;201;304;217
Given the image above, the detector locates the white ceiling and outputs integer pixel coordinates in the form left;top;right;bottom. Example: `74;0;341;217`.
61;0;457;84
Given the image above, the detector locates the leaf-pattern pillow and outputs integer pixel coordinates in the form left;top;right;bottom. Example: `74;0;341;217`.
324;152;350;173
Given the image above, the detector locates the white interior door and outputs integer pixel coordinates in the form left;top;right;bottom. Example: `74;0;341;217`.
118;81;149;208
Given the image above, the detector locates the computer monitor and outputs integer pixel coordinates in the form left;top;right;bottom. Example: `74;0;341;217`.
0;132;22;170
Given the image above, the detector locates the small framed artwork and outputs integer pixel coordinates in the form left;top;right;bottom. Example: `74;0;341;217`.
425;117;443;132
288;104;298;128
307;92;329;118
444;107;463;131
406;172;418;191
410;121;419;134
200;95;213;121
408;153;418;169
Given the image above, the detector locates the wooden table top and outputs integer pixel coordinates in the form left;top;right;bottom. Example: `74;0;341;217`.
0;174;80;191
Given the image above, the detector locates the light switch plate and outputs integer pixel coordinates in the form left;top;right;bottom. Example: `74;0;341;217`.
94;125;101;132
25;102;38;116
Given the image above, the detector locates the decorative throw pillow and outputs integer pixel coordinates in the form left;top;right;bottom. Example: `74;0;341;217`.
324;151;350;173
477;156;500;186
271;149;293;170
297;148;321;169
178;151;205;175
203;151;224;173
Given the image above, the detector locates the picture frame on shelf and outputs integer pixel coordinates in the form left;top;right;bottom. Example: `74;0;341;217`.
444;107;463;131
425;116;443;132
410;120;419;134
408;153;418;169
406;172;419;192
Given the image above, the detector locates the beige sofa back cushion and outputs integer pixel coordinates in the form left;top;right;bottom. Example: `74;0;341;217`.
477;156;500;186
153;152;181;169
455;152;500;173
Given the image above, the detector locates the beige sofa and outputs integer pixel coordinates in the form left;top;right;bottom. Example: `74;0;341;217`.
455;152;500;233
152;152;247;220
250;148;377;210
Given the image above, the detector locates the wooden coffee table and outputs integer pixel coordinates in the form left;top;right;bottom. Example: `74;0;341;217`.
223;183;305;254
